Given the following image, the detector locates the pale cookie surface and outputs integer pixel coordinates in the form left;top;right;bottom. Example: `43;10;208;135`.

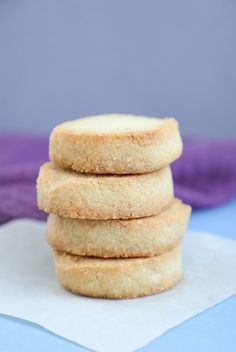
47;199;191;258
49;114;183;174
53;246;182;299
37;162;173;219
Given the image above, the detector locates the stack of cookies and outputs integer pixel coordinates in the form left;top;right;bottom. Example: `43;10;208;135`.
37;114;191;299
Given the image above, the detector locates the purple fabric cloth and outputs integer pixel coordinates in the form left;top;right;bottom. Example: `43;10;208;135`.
172;139;236;208
0;135;48;224
0;134;236;224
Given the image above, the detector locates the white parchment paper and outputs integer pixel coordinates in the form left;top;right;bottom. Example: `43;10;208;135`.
0;219;236;352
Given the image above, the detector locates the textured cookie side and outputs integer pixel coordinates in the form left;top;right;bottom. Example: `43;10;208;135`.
37;162;174;219
53;246;182;299
47;199;191;258
49;115;183;174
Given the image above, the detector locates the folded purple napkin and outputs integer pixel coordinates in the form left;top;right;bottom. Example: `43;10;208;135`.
0;134;236;224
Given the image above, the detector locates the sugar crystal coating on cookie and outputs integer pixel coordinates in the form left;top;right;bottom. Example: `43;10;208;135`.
47;198;191;258
53;245;182;299
49;114;183;174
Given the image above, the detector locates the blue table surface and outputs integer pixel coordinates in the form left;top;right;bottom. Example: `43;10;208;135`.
1;198;236;352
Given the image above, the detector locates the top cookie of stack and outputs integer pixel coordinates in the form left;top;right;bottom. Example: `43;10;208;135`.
49;114;183;174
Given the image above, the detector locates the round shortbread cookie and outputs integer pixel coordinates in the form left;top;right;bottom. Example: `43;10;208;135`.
47;199;191;258
37;162;173;219
53;246;182;299
49;114;183;174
